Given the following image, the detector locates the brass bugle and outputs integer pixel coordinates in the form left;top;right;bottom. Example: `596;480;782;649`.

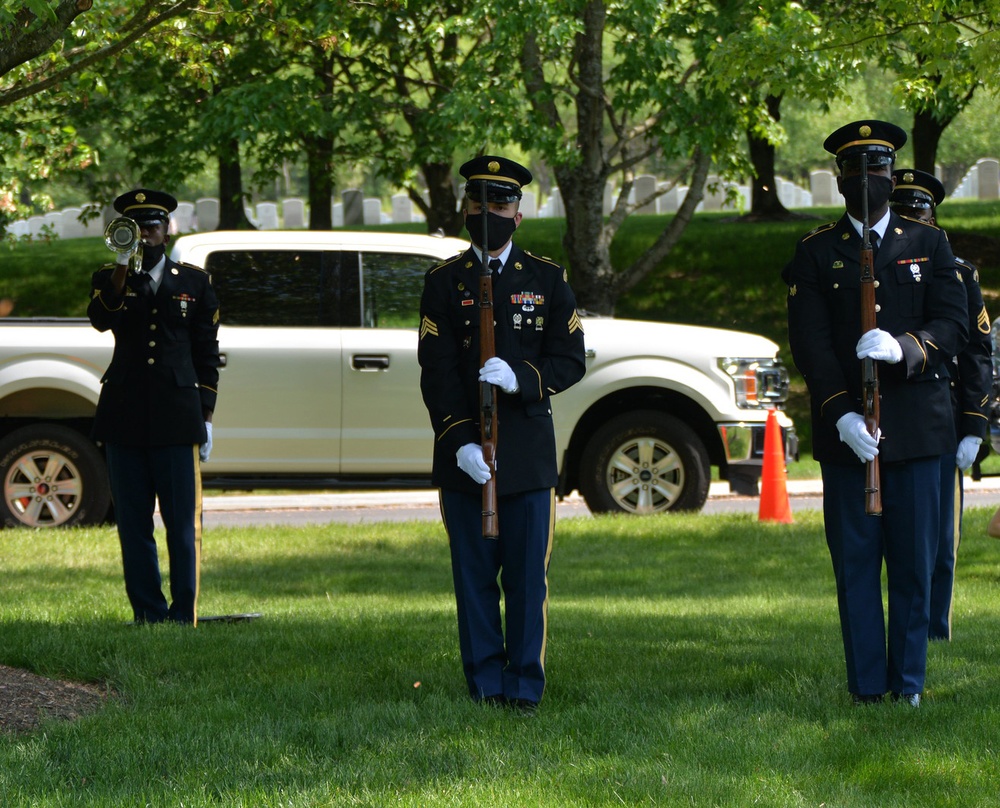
104;216;141;254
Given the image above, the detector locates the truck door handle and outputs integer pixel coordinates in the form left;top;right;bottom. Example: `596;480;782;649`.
218;353;228;367
352;354;390;371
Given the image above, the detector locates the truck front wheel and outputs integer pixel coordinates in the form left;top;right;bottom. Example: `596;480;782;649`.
0;424;112;529
579;411;711;514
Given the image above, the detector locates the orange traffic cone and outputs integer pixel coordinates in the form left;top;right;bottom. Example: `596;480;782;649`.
758;408;793;524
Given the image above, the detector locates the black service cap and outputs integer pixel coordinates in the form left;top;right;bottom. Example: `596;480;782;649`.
113;188;177;225
460;155;532;203
824;120;907;167
890;168;945;210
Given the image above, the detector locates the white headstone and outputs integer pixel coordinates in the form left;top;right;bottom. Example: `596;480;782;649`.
196;198;219;231
363;198;383;225
283;198;306;229
658;186;681;214
702;176;725;211
634;174;658;214
342;190;363;226
332;201;344;228
603;182;615;216
172;202;195;233
548;188;565;218
976;158;999;200
43;211;64;237
61;208;86;239
519;189;537;219
809;170;836;206
391;193;413;223
75;206;102;237
256;202;280;230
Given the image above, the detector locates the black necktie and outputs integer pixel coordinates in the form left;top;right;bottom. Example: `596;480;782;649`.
871;233;880;259
489;258;502;282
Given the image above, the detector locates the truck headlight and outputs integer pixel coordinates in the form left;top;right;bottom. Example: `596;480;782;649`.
718;357;790;409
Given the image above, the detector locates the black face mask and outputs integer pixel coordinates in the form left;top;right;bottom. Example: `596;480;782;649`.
840;175;894;217
465;211;518;252
141;243;165;272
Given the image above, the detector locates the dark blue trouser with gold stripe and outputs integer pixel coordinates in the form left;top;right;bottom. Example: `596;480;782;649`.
930;455;961;641
821;457;938;698
440;487;555;705
105;443;202;625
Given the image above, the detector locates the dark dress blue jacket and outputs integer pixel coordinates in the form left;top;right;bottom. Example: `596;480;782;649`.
783;211;968;464
88;257;221;447
418;245;586;495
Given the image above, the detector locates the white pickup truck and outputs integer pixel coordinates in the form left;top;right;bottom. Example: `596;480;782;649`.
0;230;796;528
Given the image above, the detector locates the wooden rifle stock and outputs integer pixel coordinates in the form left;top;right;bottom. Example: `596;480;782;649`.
478;180;499;538
859;153;882;516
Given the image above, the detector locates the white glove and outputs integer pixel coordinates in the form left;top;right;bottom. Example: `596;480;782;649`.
115;252;131;266
956;435;983;471
456;443;491;484
479;356;519;394
856;329;903;364
836;412;880;463
199;422;213;463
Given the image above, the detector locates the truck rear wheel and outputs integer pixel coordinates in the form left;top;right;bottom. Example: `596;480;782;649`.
579;411;710;514
0;424;111;529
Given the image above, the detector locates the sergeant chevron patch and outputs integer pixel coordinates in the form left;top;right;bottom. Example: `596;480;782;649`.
420;315;439;339
978;306;991;334
568;310;584;334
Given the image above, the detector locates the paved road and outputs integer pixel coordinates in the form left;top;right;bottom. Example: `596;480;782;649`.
177;477;1000;528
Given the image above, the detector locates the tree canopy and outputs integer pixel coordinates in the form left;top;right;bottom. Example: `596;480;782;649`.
2;0;999;313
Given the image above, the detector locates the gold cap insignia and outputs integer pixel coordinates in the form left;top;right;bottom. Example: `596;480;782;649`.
903;172;914;183
135;192;146;203
488;160;501;174
859;125;872;138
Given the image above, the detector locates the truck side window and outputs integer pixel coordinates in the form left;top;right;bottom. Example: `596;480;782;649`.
204;250;339;326
358;252;432;329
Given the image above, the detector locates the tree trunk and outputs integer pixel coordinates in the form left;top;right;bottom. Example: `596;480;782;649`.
554;0;618;314
910;108;949;177
415;161;463;236
305;134;335;230
217;137;254;230
746;94;791;218
561;167;617;314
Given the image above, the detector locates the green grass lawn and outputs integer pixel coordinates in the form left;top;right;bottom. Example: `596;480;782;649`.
3;511;1000;806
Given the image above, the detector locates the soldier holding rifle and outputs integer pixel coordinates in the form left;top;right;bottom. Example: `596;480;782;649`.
783;121;968;707
418;156;586;712
889;169;992;641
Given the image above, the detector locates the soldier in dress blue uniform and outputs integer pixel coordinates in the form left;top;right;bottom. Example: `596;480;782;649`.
88;189;221;625
889;169;992;641
418;156;586;712
782;122;968;707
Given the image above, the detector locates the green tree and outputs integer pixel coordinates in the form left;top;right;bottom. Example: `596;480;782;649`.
0;1;199;222
466;0;753;314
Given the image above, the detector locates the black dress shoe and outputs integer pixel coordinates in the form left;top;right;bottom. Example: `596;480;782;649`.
891;692;921;707
509;698;538;715
852;693;885;706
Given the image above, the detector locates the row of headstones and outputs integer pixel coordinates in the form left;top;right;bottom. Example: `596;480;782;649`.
8;159;998;239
